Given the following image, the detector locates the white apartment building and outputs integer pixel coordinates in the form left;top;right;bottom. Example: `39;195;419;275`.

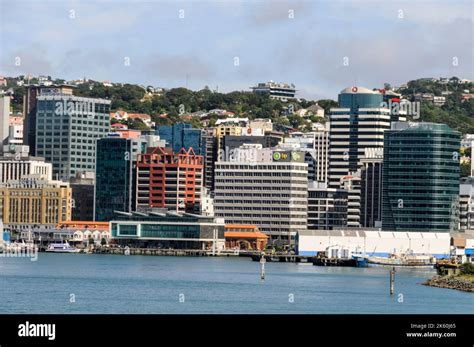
0;156;52;183
214;145;308;244
251;81;296;102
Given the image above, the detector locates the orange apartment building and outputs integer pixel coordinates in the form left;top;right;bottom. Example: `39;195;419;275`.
136;147;203;213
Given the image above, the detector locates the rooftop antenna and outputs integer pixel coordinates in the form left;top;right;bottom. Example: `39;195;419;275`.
185;74;189;89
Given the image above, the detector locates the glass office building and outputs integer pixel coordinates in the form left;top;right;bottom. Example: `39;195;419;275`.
110;211;225;249
382;122;461;232
156;123;204;155
94;137;135;221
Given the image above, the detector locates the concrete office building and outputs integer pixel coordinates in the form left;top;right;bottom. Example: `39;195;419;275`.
0;174;72;230
459;179;474;232
278;126;329;183
0;155;52;183
215;123;244;154
23;84;74;156
35;86;110;179
382;122;460;232
0;96;10;151
360;147;384;228
340;172;362;228
214;146;308;243
307;181;347;230
202;128;217;192
251;81;296;102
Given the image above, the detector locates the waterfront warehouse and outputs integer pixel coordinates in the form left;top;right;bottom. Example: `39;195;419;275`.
296;229;451;258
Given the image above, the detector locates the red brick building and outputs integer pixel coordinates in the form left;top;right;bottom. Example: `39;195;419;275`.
136;147;203;213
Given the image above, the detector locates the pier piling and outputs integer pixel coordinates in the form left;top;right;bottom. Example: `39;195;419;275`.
390;267;395;295
260;254;266;280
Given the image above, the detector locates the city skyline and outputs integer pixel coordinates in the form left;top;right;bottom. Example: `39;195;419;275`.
0;0;472;100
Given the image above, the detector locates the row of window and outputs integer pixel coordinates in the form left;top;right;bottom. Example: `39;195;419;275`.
214;185;308;191
214;199;307;204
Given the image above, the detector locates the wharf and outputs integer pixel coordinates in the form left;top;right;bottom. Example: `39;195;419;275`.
92;247;240;257
249;253;313;263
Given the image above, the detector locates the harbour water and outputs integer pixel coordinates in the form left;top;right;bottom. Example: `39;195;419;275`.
0;253;472;314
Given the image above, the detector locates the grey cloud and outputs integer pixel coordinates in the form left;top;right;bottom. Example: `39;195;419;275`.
0;44;53;76
247;0;313;26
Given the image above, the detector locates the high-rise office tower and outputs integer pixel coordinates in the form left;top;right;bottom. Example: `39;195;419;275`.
94;133;166;221
35;86;110;179
202;128;217;192
24;84;75;156
23;85;41;155
94;136;138;221
382;122;460;232
136;147;204;213
328;86;406;227
360;148;383;228
214;145;308;244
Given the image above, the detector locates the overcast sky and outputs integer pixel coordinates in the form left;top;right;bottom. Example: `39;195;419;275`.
0;0;472;100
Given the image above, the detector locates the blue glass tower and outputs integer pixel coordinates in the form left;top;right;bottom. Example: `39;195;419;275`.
156;124;204;154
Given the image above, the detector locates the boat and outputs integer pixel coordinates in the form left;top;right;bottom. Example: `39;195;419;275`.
313;245;367;267
352;253;369;268
368;251;436;267
313;257;357;267
46;242;80;253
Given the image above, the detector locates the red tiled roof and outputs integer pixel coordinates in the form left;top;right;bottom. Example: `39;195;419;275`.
225;224;258;229
225;231;269;239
